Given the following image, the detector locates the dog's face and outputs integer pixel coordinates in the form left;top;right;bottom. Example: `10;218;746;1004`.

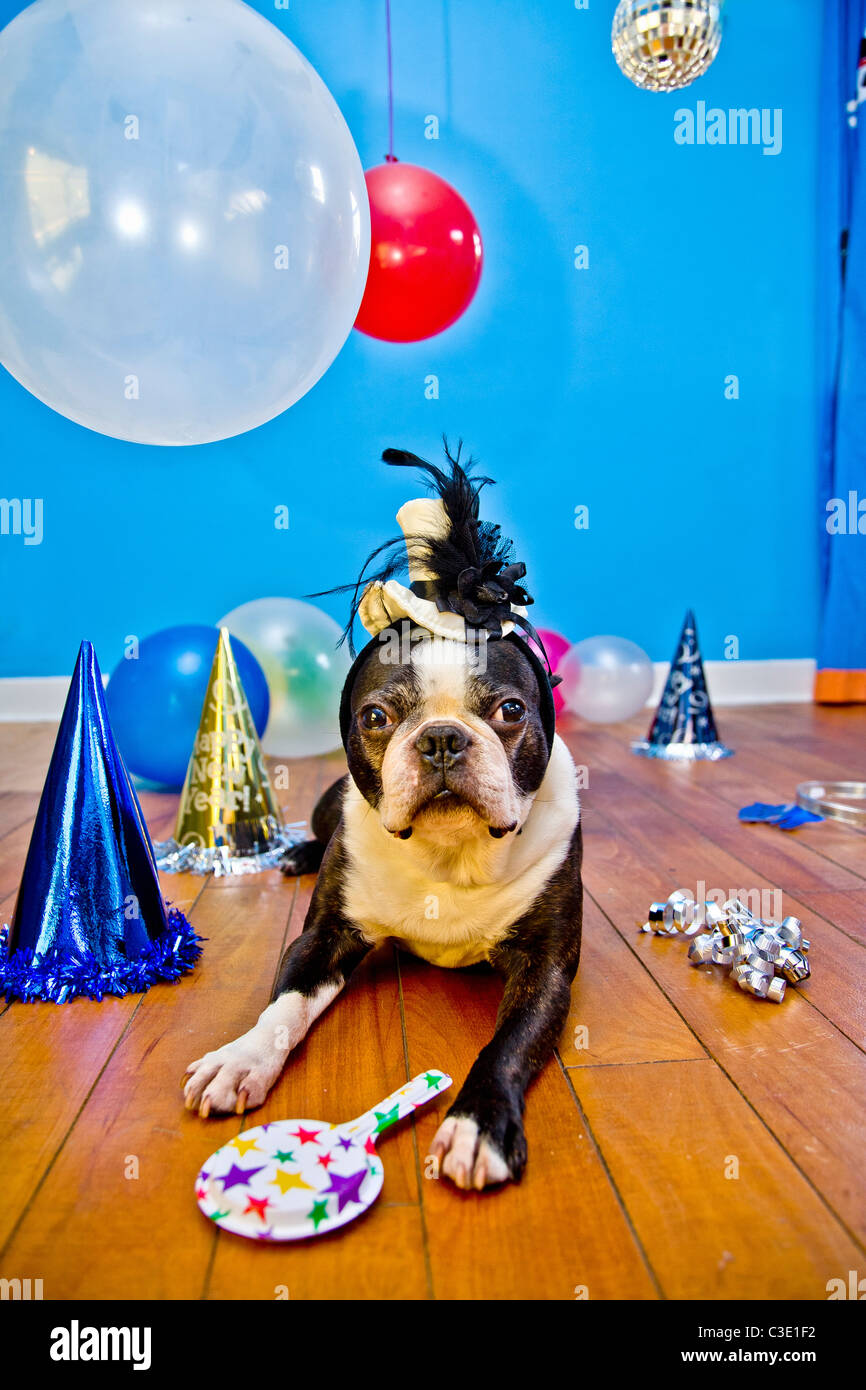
344;628;552;841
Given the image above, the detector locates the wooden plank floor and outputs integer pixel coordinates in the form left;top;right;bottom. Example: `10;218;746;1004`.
0;704;864;1300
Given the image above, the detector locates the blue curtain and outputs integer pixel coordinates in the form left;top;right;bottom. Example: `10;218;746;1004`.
817;0;866;701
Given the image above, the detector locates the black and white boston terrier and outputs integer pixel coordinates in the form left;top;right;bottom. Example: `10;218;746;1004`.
183;447;582;1191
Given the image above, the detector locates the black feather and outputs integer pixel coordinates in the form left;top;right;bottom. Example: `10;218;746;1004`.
309;438;545;665
379;440;516;596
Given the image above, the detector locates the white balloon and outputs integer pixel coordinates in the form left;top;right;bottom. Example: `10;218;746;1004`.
559;635;654;724
218;597;350;758
0;0;370;444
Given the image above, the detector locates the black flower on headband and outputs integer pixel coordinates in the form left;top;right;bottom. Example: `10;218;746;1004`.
411;558;533;638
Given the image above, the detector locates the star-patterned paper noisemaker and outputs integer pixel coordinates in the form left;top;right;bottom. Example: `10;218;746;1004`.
195;1070;452;1241
154;628;303;875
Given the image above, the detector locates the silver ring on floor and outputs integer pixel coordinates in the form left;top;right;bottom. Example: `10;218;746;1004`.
795;781;866;829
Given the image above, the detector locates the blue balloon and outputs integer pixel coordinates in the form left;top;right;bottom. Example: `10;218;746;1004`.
105;625;269;789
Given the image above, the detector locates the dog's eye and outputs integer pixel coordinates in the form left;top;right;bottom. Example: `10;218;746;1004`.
360;705;392;730
491;699;526;724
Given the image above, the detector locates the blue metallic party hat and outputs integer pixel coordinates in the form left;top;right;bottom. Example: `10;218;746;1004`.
0;642;202;1003
632;610;733;761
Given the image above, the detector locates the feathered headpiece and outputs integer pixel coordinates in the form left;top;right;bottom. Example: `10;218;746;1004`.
330;443;558;681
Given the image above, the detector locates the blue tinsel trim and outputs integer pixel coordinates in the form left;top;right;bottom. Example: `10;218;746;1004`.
0;908;204;1005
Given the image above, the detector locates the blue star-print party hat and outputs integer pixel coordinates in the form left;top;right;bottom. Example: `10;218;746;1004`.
632;610;733;761
0;642;202;1003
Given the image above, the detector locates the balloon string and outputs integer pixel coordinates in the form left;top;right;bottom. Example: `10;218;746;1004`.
385;0;397;161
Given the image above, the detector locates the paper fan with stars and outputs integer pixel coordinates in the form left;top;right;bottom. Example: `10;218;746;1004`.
195;1070;451;1241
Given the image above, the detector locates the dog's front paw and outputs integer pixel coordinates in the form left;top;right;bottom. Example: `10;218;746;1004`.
279;840;325;877
428;1105;526;1191
182;1031;287;1117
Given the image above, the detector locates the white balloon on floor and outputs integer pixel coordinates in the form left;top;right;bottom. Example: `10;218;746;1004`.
0;0;370;445
558;635;654;724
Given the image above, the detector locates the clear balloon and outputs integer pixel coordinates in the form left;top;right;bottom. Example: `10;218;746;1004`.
0;0;370;445
218;598;350;758
559;636;654;724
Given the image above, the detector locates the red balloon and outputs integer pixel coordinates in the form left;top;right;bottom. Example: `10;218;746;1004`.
355;163;483;342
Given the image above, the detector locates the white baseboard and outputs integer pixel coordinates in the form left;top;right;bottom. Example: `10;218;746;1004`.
0;659;817;722
648;659;816;707
0;677;82;721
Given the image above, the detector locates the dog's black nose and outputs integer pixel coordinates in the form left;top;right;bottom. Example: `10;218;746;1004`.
415;723;470;765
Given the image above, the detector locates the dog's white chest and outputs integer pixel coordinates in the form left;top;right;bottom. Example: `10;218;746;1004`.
343;866;527;968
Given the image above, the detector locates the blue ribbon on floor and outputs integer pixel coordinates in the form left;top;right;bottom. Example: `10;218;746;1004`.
738;801;824;832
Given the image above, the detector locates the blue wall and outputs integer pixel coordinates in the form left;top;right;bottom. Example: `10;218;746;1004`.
0;0;822;677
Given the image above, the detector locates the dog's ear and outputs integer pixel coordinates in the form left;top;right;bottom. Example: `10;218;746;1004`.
503;634;557;751
338;628;406;748
338;639;374;748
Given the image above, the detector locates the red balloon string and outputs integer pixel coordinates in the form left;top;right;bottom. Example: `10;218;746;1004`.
385;0;397;161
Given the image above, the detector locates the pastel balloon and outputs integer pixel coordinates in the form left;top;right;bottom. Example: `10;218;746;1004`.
355;163;482;342
0;0;370;444
105;625;269;789
559;636;654;724
529;627;572;716
218;598;350;758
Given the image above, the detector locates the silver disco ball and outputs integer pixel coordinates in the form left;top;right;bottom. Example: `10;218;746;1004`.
611;1;723;92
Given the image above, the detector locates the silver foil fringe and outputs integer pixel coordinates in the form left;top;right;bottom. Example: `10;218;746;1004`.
153;820;307;876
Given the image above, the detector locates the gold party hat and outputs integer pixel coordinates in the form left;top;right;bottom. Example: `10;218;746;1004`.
155;629;303;874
